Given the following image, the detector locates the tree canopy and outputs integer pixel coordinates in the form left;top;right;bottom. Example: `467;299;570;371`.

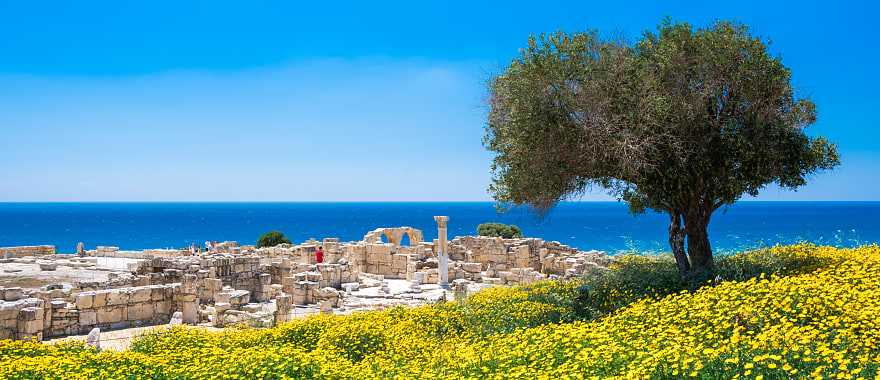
477;223;524;239
485;19;839;279
257;231;292;248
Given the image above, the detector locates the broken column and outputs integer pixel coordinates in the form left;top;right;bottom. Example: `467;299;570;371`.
434;216;449;288
178;274;200;324
274;295;291;325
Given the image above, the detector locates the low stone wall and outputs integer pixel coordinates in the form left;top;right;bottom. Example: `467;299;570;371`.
74;284;179;334
0;245;56;258
138;255;262;292
0;284;181;341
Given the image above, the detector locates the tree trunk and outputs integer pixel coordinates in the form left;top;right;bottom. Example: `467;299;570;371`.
667;211;689;278
684;209;713;279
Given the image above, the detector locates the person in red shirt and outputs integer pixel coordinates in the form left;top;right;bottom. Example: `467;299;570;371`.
315;246;324;264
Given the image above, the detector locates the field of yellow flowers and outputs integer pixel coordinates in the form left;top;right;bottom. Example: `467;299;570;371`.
1;244;878;379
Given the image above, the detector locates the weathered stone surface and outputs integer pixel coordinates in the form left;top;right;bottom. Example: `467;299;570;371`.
169;311;183;325
86;328;100;349
75;292;94;309
96;307;124;324
130;287;152;303
79;310;97;326
127;303;154;321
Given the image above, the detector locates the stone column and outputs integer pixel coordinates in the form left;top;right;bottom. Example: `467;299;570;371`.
179;274;200;325
433;216;449;288
274;295;291;326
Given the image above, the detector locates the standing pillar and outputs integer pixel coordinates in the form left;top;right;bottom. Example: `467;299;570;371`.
434;216;449;288
179;274;200;325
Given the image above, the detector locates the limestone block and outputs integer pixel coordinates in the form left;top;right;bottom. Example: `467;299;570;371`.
86;328;101;349
38;262;57;271
317;287;340;300
374;244;393;255
413;271;427;285
92;291;109;307
105;290;130;306
150;286;166;302
154;301;173;316
292;293;306;305
216;290;250;306
169;311;183;325
461;262;482;273
130;287;152;303
305;272;321;282
341;282;360;293
2;317;17;329
176;293;198;303
17;307;43;334
182;302;199;324
22;298;44;309
181;274;199;294
127;303;154;321
0;301;24;320
96;307;124;324
49;300;67;311
79;310;97;326
3;287;23;301
206;278;223;291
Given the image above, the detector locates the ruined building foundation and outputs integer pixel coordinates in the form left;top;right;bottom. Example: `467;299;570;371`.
0;217;611;341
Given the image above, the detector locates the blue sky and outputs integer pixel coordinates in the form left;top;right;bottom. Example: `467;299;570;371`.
1;1;877;201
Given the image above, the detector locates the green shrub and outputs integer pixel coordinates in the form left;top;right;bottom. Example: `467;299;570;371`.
476;223;523;238
574;255;686;319
572;244;844;320
715;244;842;281
256;231;291;248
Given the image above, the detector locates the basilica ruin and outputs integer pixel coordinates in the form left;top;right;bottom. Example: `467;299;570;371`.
0;217;611;342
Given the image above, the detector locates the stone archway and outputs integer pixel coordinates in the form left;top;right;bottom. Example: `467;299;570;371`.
362;227;423;247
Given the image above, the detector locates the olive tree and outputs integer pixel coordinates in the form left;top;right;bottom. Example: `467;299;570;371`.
485;19;839;279
257;231;291;248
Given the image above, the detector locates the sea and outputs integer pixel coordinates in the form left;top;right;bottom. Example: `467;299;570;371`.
0;202;877;254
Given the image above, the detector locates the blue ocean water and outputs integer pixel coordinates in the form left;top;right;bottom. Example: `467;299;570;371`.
0;202;877;254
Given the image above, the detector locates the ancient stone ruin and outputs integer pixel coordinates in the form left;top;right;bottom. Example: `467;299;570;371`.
0;217;611;341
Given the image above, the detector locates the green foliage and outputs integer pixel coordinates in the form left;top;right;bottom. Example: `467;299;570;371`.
476;223;523;238
574;255;686;319
573;243;843;319
485;19;839;276
256;230;291;248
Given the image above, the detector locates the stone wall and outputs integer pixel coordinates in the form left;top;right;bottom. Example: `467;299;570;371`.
0;245;56;258
0;283;179;341
343;243;411;279
138;254;263;292
73;284;179;335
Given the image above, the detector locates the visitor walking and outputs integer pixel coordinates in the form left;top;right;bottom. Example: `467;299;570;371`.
315;246;324;264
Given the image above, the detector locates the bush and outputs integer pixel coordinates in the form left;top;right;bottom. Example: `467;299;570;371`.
574;254;686;319
573;243;849;320
476;223;523;238
256;231;291;248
